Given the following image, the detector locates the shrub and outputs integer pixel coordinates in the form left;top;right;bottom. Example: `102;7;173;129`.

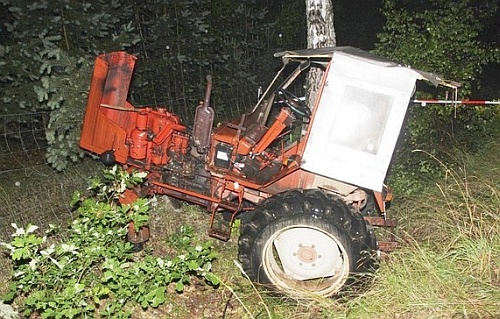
0;166;219;318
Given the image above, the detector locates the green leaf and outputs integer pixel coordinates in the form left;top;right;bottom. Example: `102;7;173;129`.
151;287;166;307
3;287;17;302
70;191;81;206
204;272;220;285
34;85;47;102
175;281;184;292
187;260;199;271
39;61;51;74
44;35;62;42
12;248;26;260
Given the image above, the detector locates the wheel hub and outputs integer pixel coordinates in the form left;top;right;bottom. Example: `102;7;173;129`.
273;227;343;280
296;244;317;263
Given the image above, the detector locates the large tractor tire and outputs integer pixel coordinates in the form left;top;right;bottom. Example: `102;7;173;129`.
238;189;378;298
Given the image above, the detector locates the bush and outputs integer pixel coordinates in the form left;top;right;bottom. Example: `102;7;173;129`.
0;166;219;318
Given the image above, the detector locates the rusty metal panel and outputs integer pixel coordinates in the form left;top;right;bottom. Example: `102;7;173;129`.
79;52;137;162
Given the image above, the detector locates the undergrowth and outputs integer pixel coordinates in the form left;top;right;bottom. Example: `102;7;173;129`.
351;140;500;319
0;166;219;318
0;140;498;319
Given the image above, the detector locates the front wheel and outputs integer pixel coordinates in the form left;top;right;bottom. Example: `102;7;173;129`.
238;189;378;298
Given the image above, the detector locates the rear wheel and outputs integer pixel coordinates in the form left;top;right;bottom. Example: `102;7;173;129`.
238;189;378;298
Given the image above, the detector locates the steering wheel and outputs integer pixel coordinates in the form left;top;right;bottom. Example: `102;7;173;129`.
277;89;311;118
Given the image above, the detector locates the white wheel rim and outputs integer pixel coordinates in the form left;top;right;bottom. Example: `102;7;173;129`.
262;225;350;296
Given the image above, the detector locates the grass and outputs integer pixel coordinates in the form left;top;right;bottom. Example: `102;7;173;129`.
361;141;500;318
0;140;499;318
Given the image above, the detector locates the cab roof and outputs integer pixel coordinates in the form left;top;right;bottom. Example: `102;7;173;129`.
275;46;460;89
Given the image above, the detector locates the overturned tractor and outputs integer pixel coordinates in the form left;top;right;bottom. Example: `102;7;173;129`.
80;47;458;297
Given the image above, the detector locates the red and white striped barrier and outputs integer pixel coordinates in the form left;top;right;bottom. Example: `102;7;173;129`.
412;99;500;105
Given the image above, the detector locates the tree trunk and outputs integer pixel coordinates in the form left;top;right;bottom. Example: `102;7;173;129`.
306;0;336;48
305;0;336;109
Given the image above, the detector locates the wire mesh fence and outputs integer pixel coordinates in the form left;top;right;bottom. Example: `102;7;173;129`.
0;111;50;173
0;159;99;242
0;111;95;241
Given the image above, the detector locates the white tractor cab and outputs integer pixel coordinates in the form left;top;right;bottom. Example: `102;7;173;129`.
259;46;458;193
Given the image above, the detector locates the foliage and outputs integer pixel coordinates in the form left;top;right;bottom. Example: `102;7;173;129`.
0;0;141;170
43;54;93;170
1;138;499;319
0;0;140;110
340;240;500;319
268;0;307;50
374;0;500;193
130;0;276;122
0;0;284;171
376;0;499;95
0;166;219;318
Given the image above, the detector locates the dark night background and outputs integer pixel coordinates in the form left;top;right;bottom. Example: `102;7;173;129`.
0;0;498;171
